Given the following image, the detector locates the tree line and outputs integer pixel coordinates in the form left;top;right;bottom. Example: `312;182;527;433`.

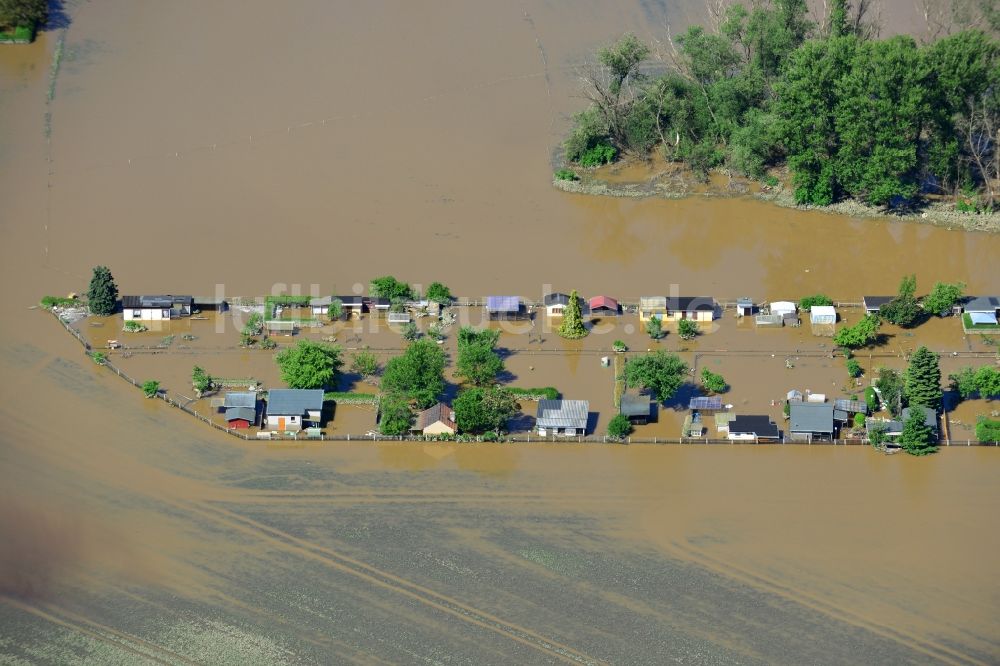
565;1;1000;210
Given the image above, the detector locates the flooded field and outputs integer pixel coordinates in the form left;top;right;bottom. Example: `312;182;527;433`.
2;0;999;663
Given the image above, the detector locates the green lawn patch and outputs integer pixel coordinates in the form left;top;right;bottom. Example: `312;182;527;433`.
963;313;1000;331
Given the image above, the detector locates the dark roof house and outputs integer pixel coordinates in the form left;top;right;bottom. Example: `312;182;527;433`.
863;296;894;313
414;402;457;434
620;393;651;424
728;415;780;441
486;296;527;320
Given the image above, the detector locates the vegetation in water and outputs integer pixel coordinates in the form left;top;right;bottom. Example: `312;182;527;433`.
900;407;938;455
700;368;728;393
677;319;698;340
880;275;921;328
875;367;904;417
645;315;663;340
350;348;380;378
87;266;119;316
904;346;942;410
554;169;579;181
274;340;343;390
976;417;1000;442
564;8;1000;210
798;294;833;311
625;351;688;401
607;413;633;439
456;326;504;386
425;282;452;304
142;380;160;398
557;290;588;339
922;281;965;316
401;322;420;341
846;358;863;378
454;386;519;435
834;314;880;349
949;365;1000;400
381;338;446;408
123;321;145;333
369;276;413;302
378;393;413;436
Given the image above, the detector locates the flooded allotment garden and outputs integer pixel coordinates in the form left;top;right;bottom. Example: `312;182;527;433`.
1;0;999;664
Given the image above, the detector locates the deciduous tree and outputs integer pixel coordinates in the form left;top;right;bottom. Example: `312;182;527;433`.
453;386;519;434
625;351;688;401
275;340;343;390
381;339;446;408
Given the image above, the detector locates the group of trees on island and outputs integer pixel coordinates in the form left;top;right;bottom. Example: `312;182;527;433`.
565;1;1000;210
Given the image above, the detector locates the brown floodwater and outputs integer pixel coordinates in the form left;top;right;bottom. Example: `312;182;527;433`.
1;1;998;663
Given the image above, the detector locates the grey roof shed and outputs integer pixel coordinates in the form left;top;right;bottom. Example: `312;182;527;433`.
789;402;834;434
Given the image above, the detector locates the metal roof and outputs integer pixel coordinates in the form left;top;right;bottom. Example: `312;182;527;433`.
639;296;667;309
620;393;651;417
266;389;324;416
589;295;619;311
965;296;1000;312
863;296;893;310
543;293;570;306
736;297;754;307
834;399;866;414
969;312;999;325
309;296;334;307
729;415;779;438
337;296;364;306
225;406;256;422
902;406;938;429
415;402;456;431
536;400;588;429
689;396;723;410
122;295;193;308
487;296;521;312
866;417;903;435
224;391;257;409
789;402;834;433
833;409;850;422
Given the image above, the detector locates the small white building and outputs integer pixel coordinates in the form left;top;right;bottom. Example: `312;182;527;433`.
122;295;194;321
536;399;589;436
265;389;324;432
770;301;797;318
810;305;837;325
543;292;573;318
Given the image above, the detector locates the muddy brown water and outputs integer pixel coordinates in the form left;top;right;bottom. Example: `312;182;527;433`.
1;1;999;663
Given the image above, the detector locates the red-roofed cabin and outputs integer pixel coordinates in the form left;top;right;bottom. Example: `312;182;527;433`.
588;295;619;317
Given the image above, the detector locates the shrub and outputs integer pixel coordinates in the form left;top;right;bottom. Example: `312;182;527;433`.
853;412;866;429
798;294;833;311
763;175;780;187
554;169;579;181
645;315;663;340
90;351;106;365
425;282;452;304
783;401;790;417
260;338;277;350
369;276;413;301
976;418;1000;443
607;414;633;439
506;387;560;401
142;380;160;398
612;340;628;352
192;366;213;394
401;322;420;341
327;299;344;320
41;295;77;308
700;368;728;393
123;321;146;332
578;141;616;167
846;359;862;378
677;319;698;340
864;387;878;412
351;348;379;377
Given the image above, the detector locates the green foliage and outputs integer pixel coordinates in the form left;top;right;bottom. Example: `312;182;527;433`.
880;275;920;327
554;169;578;181
853;412;866;428
456;340;504;386
244;312;264;336
868;421;889;448
700;368;728;393
369;276;413;301
191;366;213;394
645;315;663;340
0;0;46;29
327;299;344;320
86;266;118;316
425;282;452;303
905;346;942;410
578;141;617;167
123;321;145;333
351;348;379;378
950;366;1000;400
798;294;833;310
453;386;519;434
564;107;610;163
260;338;277;350
607;413;633;439
428;322;446;341
612;340;628;352
458;326;500;350
90;351;106;365
401;322;420;341
922;282;965;316
876;367;904;417
41;295;77;308
846;358;863;378
677;319;699;340
833;314;881;349
899;407;938;455
275;340;343;390
378;394;413;436
141;380;160;398
864;386;878;412
976;418;1000;443
506;387;560;401
557;290;588;339
381;339;446;408
783;400;791;417
625;351;688;402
